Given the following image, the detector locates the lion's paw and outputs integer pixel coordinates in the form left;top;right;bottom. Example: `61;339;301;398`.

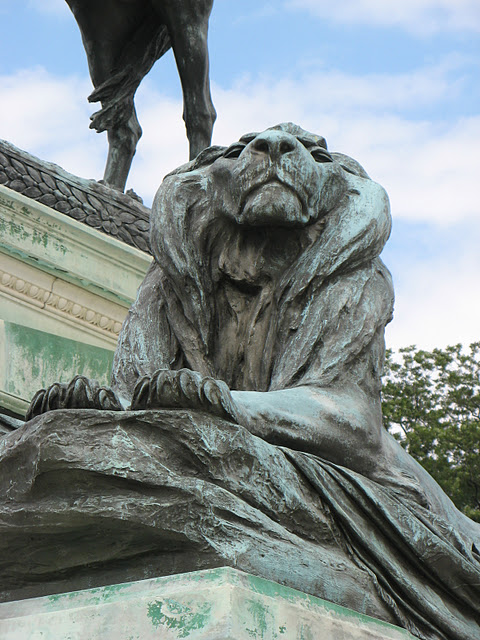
130;368;239;422
26;376;124;421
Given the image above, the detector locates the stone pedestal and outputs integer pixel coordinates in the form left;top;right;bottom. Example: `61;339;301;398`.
0;182;151;416
0;567;414;640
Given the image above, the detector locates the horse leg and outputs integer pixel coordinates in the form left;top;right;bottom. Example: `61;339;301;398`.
154;0;216;160
66;0;146;191
103;105;142;191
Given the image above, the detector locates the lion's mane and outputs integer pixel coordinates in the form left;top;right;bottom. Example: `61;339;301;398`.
112;123;394;400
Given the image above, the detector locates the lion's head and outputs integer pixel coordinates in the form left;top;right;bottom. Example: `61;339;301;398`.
112;123;393;399
151;122;370;251
202;123;349;228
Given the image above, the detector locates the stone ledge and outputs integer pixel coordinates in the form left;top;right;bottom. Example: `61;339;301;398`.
0;252;127;347
0;389;29;417
0;184;152;306
0;567;414;640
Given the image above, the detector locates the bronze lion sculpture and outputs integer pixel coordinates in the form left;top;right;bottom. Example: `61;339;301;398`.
3;124;479;638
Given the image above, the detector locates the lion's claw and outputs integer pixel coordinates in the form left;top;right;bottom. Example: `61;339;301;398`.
130;368;239;422
26;376;123;421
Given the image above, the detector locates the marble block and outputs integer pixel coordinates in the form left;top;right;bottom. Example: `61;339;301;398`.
0;567;415;640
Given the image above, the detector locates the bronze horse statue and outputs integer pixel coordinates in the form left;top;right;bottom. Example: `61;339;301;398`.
66;0;216;191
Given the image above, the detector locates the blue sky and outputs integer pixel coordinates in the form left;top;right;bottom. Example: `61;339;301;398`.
1;0;479;351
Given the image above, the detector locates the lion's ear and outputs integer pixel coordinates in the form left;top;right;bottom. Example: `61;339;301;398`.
331;152;370;179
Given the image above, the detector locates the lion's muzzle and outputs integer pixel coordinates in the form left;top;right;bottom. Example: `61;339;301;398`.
238;179;307;227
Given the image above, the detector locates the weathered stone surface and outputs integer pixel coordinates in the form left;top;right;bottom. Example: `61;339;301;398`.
3;124;480;639
0;567;416;640
0;321;114;420
0;182;151;416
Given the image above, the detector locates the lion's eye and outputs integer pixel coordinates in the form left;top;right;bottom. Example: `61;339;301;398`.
224;143;246;159
310;147;333;163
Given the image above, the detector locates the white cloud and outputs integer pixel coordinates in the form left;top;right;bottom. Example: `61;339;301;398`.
362;116;480;225
211;58;460;120
126;89;189;199
0;68;105;180
1;64;478;350
286;0;480;35
385;237;480;350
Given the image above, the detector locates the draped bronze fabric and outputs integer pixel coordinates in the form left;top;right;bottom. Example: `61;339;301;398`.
286;450;480;640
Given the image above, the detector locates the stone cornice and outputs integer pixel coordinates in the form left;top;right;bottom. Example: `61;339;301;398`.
0;185;152;306
0;258;124;346
0;390;29;416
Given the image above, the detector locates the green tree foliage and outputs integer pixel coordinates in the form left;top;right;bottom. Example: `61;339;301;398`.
382;342;480;522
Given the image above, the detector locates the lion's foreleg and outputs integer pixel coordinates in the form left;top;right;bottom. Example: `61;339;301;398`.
231;385;384;476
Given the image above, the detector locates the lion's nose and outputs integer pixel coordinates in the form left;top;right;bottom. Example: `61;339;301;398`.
251;131;296;159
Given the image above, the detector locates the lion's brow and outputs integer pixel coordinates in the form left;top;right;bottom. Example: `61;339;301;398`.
237;133;320;150
297;136;318;149
239;133;258;144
